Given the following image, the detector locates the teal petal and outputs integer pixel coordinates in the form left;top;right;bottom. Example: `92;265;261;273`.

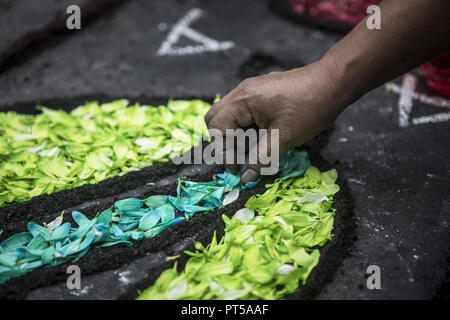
0;232;33;251
244;180;260;189
119;221;139;232
156;204;175;224
144;195;169;209
0;252;16;267
97;208;113;224
114;198;143;212
138;211;161;231
20;260;44;271
143;217;184;238
15;248;40;264
92;223;110;243
41;246;56;264
222;171;240;188
126;230;144;241
28;222;51;241
72;211;91;227
49;222;71;241
96;239;132;248
26;235;49;254
122;209;148;218
73;246;90;262
56;230;95;258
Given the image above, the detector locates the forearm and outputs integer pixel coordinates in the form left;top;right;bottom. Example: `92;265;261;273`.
321;0;450;108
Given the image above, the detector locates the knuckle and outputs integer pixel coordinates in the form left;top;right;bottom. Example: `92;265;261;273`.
205;109;212;120
236;78;255;96
208;117;221;130
205;108;214;123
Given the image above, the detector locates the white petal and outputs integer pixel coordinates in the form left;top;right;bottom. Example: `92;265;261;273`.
39;146;60;157
28;141;47;153
222;188;239;207
168;279;187;300
297;192;328;205
15;133;34;141
209;281;224;294
273;216;288;229
46;212;64;232
222;289;249;300
209;280;219;290
276;264;295;275
48;147;60;157
135;138;160;151
253;216;263;223
232;208;255;223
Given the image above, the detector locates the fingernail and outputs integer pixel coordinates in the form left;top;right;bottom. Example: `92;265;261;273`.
240;168;260;184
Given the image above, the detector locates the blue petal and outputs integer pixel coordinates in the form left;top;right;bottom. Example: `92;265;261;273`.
96;240;132;248
50;223;71;241
41;246;56;264
97;208;113;224
144;195;169;209
114;198;143;212
138;211;161;231
0;252;16;267
156;204;176;224
143;217;184;238
244;180;260;189
55;231;95;258
0;232;33;251
28;222;51;241
118;221;139;232
72;211;91;227
223;171;240;188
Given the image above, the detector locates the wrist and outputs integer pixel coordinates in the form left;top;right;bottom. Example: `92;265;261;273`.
320;44;365;109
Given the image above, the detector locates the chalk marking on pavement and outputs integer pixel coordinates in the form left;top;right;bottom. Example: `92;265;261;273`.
412;112;450;125
157;8;235;56
390;83;450;110
389;74;450;127
397;74;417;127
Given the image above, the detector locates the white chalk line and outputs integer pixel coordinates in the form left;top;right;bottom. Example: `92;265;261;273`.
390;83;450;110
389;74;450;127
157;8;235;56
397;74;416;128
412;112;450;125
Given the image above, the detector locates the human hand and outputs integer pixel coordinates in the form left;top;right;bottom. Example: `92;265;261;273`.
205;57;350;184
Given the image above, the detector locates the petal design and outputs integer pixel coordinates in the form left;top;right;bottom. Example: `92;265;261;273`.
0;149;317;286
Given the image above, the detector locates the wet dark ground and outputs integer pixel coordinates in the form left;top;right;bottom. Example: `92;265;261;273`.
0;0;449;300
